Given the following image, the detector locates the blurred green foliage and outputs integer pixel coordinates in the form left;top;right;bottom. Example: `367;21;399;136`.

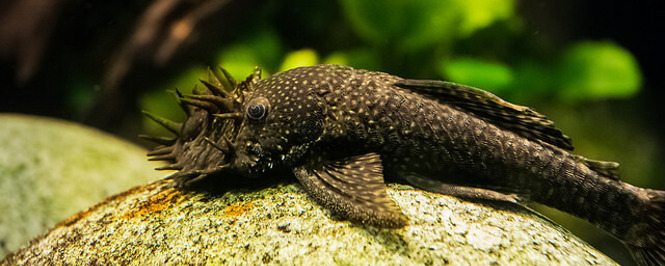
340;0;460;51
141;0;641;108
140;0;644;141
279;49;319;72
140;0;643;139
440;58;514;93
558;41;642;100
141;66;205;134
215;29;284;79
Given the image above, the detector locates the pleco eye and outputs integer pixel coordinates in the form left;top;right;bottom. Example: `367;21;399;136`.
247;104;266;119
246;97;270;120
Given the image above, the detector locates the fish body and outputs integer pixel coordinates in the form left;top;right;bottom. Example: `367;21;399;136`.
145;65;665;265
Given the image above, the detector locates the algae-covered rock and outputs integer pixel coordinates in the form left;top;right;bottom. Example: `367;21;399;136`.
0;114;163;258
0;114;617;265
2;178;617;265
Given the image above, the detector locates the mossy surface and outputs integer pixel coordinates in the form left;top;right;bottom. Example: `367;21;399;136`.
0;114;163;258
3;179;616;265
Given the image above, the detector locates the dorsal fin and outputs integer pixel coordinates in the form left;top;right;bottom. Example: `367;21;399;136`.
396;79;574;151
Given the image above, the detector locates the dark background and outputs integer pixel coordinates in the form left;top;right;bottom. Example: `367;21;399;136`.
1;1;663;141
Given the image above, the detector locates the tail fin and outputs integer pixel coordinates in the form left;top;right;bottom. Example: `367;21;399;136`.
627;189;665;266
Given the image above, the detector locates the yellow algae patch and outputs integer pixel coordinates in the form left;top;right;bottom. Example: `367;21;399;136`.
121;187;184;219
57;181;168;227
223;202;254;217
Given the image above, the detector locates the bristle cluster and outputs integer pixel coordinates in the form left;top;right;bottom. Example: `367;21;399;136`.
142;66;260;175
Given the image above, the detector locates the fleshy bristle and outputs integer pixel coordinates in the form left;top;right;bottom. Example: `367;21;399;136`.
213;112;243;121
218;66;237;89
185;93;227;104
222;136;235;154
234;89;245;105
147;154;176;161
206;67;223;88
155;163;182;171
142;111;182;135
183;93;236;113
200;79;234;98
203;137;230;154
146;146;174;156
236;67;261;94
173;89;192;115
180;97;219;113
139;134;176;145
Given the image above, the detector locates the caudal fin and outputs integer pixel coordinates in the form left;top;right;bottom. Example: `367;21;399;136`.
627;189;665;266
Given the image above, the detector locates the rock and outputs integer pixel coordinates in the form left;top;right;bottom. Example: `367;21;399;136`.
2;178;617;265
0;114;163;258
0;114;618;265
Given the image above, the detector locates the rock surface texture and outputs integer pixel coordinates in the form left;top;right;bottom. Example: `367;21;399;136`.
2;179;617;265
0;114;162;257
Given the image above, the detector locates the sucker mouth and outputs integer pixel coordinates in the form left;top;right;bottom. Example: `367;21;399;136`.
243;141;277;174
142;66;263;182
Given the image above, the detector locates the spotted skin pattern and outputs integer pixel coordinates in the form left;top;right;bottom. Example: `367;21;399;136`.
146;65;665;265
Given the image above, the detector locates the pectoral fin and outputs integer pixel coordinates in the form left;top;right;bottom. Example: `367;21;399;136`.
292;153;408;228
